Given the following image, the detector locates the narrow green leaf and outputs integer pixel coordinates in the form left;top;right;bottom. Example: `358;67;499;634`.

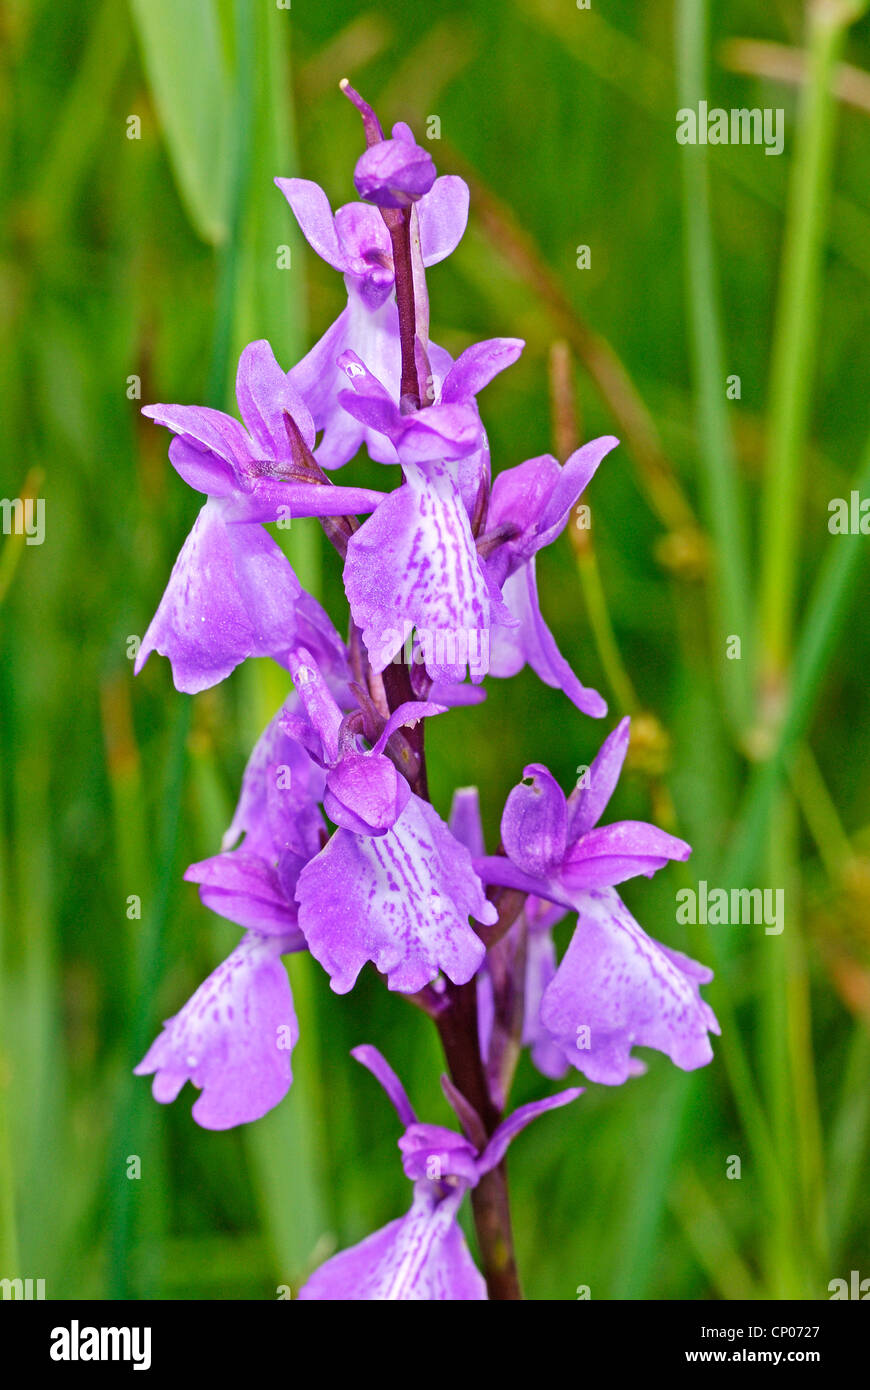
129;0;230;244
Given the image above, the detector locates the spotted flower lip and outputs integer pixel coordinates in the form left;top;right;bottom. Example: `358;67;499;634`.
332;366;608;705
133;498;306;694
134;931;300;1131
342;456;510;683
353;121;437;208
296;790;495;995
297;1046;581;1300
285;654;496;993
538;886;721;1085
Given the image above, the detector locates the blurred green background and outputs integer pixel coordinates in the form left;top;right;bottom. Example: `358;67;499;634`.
1;0;869;1300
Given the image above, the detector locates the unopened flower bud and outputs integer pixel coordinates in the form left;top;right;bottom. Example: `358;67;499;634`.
353;124;436;209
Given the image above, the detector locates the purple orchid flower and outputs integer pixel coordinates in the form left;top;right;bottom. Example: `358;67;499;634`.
335;346;523;684
284;647;446;836
338;335;525;510
132;88;725;1297
298;1046;581;1299
134;930;301;1130
476;718;720;1083
537;885;720;1085
287;651;496;992
136;339;386;693
335;353;612;707
134;688;335;1132
275;171;469;468
481;439;619;717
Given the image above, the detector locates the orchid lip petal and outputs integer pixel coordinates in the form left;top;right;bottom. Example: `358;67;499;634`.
538;888;719;1085
297;1184;485;1300
344;460;494;685
297;794;492;995
134;500;303;694
134;932;299;1130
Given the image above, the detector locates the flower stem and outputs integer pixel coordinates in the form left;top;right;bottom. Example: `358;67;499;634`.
340;85;519;1295
435;979;523;1299
341;79;422;411
384;212;422;411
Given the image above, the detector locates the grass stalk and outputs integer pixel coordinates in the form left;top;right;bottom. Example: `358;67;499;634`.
675;0;753;735
758;0;861;689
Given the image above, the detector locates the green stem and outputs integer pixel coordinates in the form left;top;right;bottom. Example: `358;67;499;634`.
828;1023;870;1257
675;0;752;735
723;429;870;886
760;798;802;1294
744;4;865;1291
574;548;639;714
758;0;857;688
207;0;255;409
789;744;853;882
0;1048;19;1278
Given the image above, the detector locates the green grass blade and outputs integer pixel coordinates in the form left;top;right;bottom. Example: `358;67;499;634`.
675;0;752;734
129;0;231;245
